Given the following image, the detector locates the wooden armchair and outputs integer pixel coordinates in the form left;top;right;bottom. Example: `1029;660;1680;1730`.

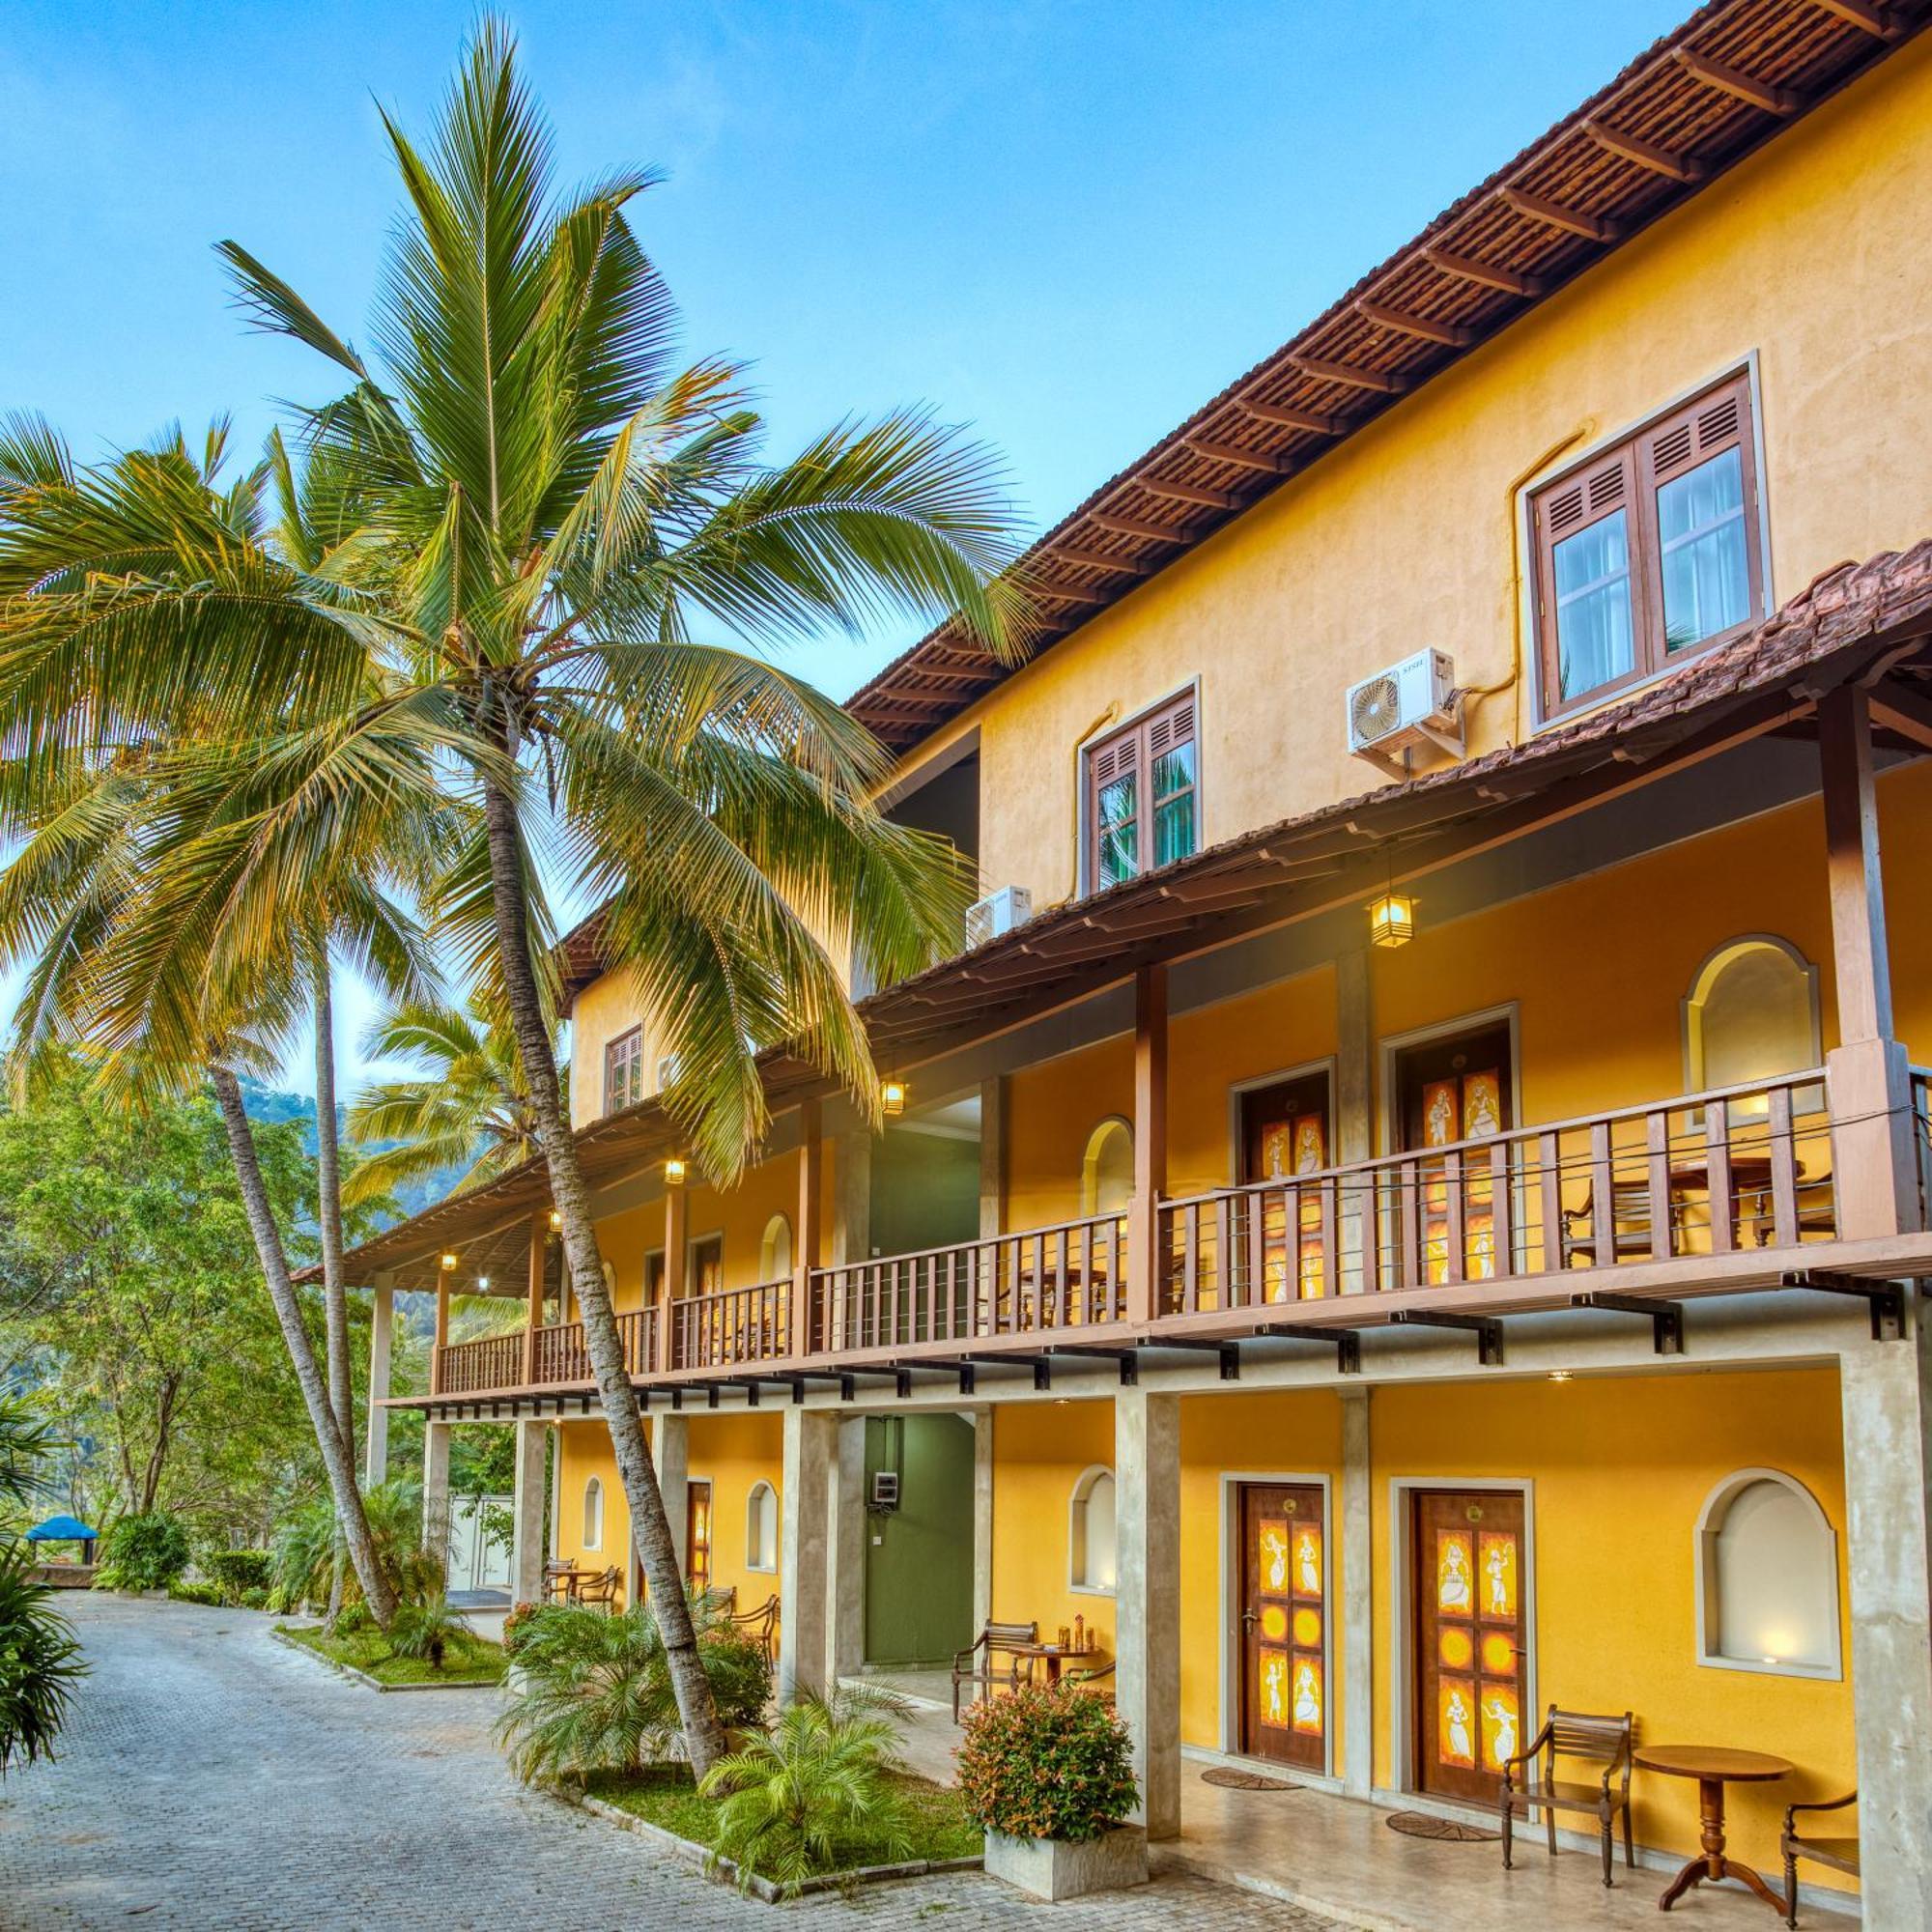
1562;1179;1675;1266
1498;1706;1634;1887
574;1565;623;1613
1064;1658;1115;1704
541;1560;577;1604
727;1591;781;1665
1781;1791;1858;1927
951;1619;1038;1721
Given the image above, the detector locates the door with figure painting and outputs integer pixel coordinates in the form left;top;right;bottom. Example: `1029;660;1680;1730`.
1236;1484;1327;1769
1238;1070;1333;1303
1410;1489;1528;1803
687;1480;714;1599
1394;1022;1513;1285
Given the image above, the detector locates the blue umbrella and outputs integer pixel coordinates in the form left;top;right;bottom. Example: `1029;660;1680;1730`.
24;1514;99;1560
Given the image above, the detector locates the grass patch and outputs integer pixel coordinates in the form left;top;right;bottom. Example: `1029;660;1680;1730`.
277;1622;507;1686
582;1765;981;1874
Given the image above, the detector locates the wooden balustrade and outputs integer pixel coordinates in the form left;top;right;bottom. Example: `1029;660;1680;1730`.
670;1279;791;1371
434;1330;526;1396
810;1212;1129;1357
1158;1071;1834;1314
1913;1067;1932;1225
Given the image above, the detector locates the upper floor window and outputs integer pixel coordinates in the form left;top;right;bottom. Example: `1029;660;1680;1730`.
1086;693;1198;890
605;1027;643;1114
1532;372;1764;721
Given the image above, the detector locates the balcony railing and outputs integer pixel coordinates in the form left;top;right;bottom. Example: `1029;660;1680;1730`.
810;1211;1129;1358
1159;1071;1833;1312
423;1070;1901;1401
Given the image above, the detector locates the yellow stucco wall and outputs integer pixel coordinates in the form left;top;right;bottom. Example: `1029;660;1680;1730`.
684;1412;785;1612
896;36;1932;919
554;1418;628;1594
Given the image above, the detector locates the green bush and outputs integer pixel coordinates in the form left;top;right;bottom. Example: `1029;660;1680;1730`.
202;1548;272;1603
496;1596;773;1783
95;1513;191;1592
701;1687;913;1895
167;1579;223;1606
500;1601;542;1654
387;1595;472;1671
270;1479;437;1611
0;1545;86;1771
954;1685;1137;1844
239;1586;269;1610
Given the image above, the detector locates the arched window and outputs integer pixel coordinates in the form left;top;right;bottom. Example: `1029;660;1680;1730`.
759;1213;793;1283
746;1480;779;1573
1070;1466;1118;1594
582;1476;605;1551
1081;1119;1134;1218
1695;1469;1839;1678
1684;938;1820;1099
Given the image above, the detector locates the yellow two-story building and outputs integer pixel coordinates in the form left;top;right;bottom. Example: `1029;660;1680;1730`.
349;4;1932;1920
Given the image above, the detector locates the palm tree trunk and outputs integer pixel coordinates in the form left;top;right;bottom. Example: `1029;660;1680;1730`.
477;763;726;1777
312;955;354;1627
208;1064;399;1629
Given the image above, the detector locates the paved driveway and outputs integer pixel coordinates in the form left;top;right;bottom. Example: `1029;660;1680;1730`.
0;1596;1333;1931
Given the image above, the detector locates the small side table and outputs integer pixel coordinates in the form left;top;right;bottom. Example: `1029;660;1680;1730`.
1634;1745;1793;1915
1014;1640;1094;1688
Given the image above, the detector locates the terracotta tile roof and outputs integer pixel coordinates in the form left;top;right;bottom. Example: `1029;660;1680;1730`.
845;0;1929;754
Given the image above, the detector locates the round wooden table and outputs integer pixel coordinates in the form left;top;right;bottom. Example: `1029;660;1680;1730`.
1634;1745;1793;1914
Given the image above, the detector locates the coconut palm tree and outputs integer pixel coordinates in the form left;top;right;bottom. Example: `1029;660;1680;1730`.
344;992;558;1208
0;21;1025;1772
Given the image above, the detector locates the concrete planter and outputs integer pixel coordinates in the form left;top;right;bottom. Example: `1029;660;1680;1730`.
983;1823;1148;1900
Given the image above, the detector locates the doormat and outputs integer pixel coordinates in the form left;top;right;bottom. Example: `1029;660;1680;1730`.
1385;1811;1499;1842
1200;1768;1297;1791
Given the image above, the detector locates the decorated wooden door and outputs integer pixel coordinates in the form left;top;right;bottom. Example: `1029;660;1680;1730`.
1239;1072;1332;1301
1236;1483;1327;1768
686;1479;714;1597
1396;1024;1513;1284
1410;1489;1527;1802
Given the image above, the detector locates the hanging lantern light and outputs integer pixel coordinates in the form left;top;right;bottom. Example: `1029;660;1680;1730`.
440;1250;459;1272
664;1155;688;1186
1368;889;1417;949
548;1208;563;1234
881;1076;908;1119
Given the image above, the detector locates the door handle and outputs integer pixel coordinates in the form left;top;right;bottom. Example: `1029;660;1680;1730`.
1240;1609;1259;1631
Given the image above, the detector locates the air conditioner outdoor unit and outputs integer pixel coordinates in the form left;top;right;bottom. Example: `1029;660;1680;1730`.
1345;648;1463;770
964;884;1033;949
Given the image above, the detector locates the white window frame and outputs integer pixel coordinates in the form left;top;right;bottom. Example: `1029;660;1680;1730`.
582;1475;605;1552
1073;678;1204;898
1068;1463;1118;1598
1693;1466;1841;1681
746;1479;779;1575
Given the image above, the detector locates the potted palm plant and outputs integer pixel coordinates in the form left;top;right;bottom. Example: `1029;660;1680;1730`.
954;1685;1146;1900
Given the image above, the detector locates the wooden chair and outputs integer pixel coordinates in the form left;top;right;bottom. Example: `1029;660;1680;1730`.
541;1560;577;1604
1780;1791;1858;1926
574;1565;622;1613
1064;1658;1115;1705
1498;1706;1634;1887
1562;1180;1674;1266
727;1591;781;1665
951;1619;1038;1720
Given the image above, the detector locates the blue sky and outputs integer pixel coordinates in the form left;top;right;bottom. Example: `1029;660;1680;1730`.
2;0;1686;1090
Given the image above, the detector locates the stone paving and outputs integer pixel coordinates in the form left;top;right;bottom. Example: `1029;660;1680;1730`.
0;1596;1334;1931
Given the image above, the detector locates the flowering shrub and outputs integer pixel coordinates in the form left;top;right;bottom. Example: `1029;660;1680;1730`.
954;1686;1137;1843
500;1601;542;1654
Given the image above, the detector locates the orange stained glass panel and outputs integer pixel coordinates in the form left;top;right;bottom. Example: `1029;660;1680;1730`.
1479;1532;1519;1621
1293;1606;1321;1648
1422;1079;1460;1150
1439;1627;1474;1669
1258;1520;1291;1596
1437;1679;1477;1768
1482;1632;1519;1675
1463;1069;1503;1140
1480;1685;1522;1771
1293;1114;1325;1174
1259;1649;1291;1729
1260;1605;1289;1641
1292;1526;1322;1598
1292;1658;1323;1735
1436;1530;1475;1616
1259;1123;1292;1179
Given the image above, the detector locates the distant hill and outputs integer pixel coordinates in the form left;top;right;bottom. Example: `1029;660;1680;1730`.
237;1076;465;1228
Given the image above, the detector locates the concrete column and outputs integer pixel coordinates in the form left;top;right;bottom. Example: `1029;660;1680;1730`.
979;1076;1006;1238
833;1128;872;1264
1839;1318;1932;1928
1115;1388;1180;1839
365;1276;394;1488
653;1413;689;1588
779;1406;837;1701
510;1419;550;1605
1340;1387;1374;1799
830;1415;868;1683
1335;951;1376;1289
792;1098;822;1358
972;1406;995;1634
421;1419;452;1582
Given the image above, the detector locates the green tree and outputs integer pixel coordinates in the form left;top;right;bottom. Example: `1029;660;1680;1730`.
0;1393;86;1770
0;22;1024;1771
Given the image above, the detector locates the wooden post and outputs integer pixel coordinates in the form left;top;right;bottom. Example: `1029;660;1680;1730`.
525;1212;546;1387
1128;964;1169;1326
793;1097;822;1360
1819;686;1919;1236
432;1270;451;1397
658;1174;687;1374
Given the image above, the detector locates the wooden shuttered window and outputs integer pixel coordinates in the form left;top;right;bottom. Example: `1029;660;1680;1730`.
1532;372;1763;721
1086;692;1199;889
604;1027;644;1115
